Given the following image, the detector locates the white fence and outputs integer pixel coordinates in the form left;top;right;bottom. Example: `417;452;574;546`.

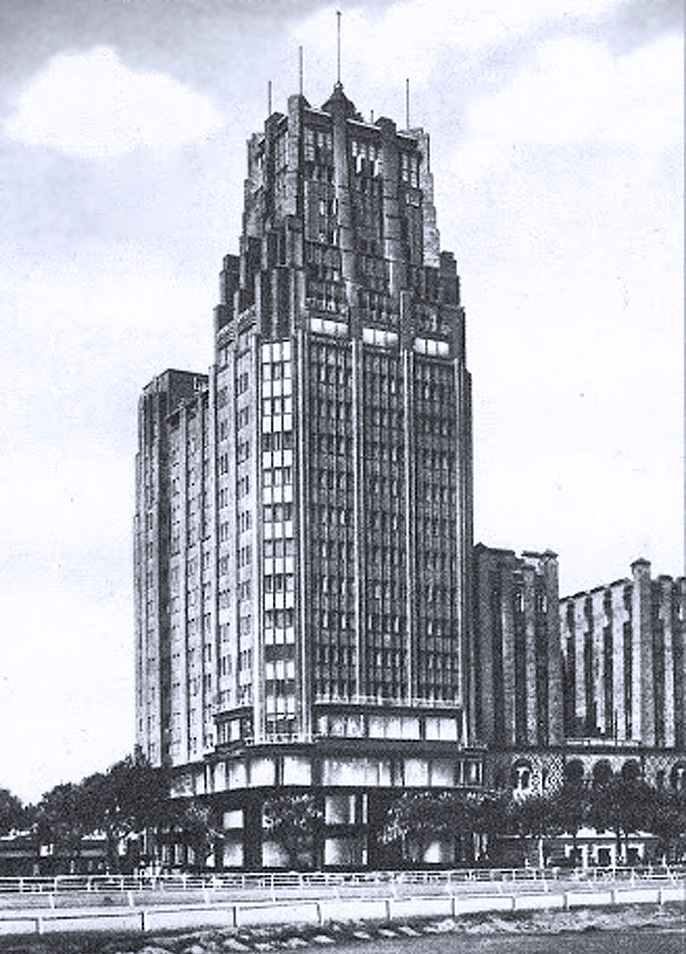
0;864;683;896
0;867;682;938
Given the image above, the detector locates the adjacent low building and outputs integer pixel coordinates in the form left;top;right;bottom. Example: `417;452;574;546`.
472;545;563;751
561;559;686;749
474;556;686;803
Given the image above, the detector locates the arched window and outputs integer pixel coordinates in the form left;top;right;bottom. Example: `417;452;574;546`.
564;760;585;785
671;763;686;792
592;760;613;786
512;760;533;793
621;759;640;783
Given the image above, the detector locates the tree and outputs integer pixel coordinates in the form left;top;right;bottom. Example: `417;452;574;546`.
650;788;686;864
553;768;589;864
35;782;97;870
171;800;223;871
380;792;453;865
85;751;170;872
506;795;560;868
0;788;26;835
443;792;480;864
472;790;511;864
588;773;655;864
263;793;322;869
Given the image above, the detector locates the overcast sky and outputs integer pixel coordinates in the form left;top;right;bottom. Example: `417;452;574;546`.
0;0;682;803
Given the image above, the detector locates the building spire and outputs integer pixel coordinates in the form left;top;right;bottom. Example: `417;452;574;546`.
405;77;410;128
336;10;342;87
299;46;304;97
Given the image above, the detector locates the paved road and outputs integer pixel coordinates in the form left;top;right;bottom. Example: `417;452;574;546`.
326;930;686;954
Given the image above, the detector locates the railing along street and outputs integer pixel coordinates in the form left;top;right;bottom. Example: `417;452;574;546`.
0;864;682;898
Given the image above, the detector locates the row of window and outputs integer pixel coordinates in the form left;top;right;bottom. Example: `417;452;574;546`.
265;693;296;715
262;414;293;434
265;627;296;646
304;127;333;164
262;466;293;487
262;396;292;416
265;659;296;680
263;538;295;560
262;431;293;451
264;503;293;522
264;573;295;594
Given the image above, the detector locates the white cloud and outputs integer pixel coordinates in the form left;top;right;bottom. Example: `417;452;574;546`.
293;0;622;92
5;47;225;159
456;33;683;177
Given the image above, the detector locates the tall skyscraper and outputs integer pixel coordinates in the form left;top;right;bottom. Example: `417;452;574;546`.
134;83;479;867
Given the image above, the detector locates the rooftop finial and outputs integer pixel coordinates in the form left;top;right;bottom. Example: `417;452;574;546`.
405;78;410;129
336;10;342;86
299;46;304;96
268;79;272;116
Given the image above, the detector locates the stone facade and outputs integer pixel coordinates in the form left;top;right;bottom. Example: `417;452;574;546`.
475;554;685;807
472;545;563;749
134;82;685;870
561;559;686;748
135;84;480;867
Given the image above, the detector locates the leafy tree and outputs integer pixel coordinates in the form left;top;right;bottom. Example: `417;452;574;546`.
649;788;686;864
381;790;516;867
84;751;170;872
263;793;322;869
588;773;655;864
506;795;560;868
443;792;480;864
472;790;511;864
0;788;26;835
171;800;223;871
553;768;589;864
35;782;97;869
380;792;454;865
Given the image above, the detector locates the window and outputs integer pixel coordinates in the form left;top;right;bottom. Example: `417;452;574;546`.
512;761;533;793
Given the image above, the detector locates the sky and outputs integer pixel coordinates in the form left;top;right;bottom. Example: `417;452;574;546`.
0;0;682;803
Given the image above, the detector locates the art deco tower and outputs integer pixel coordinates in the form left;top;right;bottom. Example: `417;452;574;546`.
135;84;478;866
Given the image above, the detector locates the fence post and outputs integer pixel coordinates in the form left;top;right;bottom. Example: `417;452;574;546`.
140;910;148;932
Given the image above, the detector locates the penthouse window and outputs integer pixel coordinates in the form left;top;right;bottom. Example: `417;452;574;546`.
352;139;382;177
304;126;333;165
400;151;420;187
